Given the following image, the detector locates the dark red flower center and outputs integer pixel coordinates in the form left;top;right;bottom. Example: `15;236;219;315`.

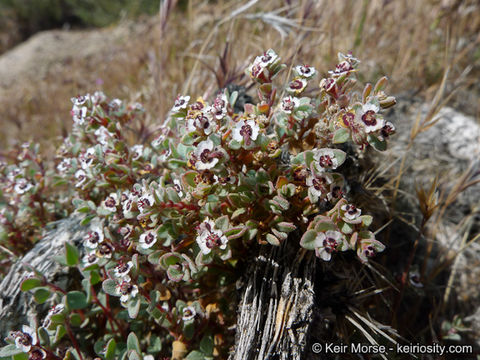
105;196;116;208
120;281;134;295
289;79;304;90
191;101;204;110
362;110;377;126
322;237;338;253
319;155;333;168
145;232;155;244
240;124;253;145
206;233;222;249
342;112;355;126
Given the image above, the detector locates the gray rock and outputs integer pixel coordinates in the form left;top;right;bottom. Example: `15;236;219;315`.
0;216;88;338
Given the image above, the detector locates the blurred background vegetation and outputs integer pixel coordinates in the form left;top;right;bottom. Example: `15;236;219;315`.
0;0;165;54
0;0;478;151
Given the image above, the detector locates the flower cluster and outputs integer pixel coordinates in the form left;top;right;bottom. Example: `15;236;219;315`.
1;50;396;359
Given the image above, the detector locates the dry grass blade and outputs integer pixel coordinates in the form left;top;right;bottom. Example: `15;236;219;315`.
345;314;388;360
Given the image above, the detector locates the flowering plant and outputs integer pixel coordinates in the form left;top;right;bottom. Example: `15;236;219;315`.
1;50;396;359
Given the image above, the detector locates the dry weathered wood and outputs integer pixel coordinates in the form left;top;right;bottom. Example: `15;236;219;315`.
0;217;88;338
230;240;316;360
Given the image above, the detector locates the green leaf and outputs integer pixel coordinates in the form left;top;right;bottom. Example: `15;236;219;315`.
127;332;141;353
186;350;207;360
12;353;28;360
147;336;162;353
340;221;353;234
127;297;141;319
225;226;246;240
38;326;50;347
147;250;164;265
80;214;95;226
367;134;387;151
266;233;280;246
200;334;214;355
333;128;350;144
360;215;373;227
54;324;66;343
65;242;79;267
300;230;320;250
20;277;42;292
69;313;82;327
231;208;246;219
331;149;347;167
34;287;51;304
228;139;241;150
67;291;88;310
276;222;296;233
166;266;184;282
127;350;141;360
102;279;117;296
0;344;23;357
182;171;197;188
105;338;116;360
166;187;180;202
214;216;229;232
271;195;290;210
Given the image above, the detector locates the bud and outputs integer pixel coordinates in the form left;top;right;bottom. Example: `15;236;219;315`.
380;96;397;109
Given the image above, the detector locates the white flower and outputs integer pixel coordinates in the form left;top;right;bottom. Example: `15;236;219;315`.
193;139;222;170
92;91;106;104
71;94;89;107
182;306;197;321
194;111;215;134
109;98;123;110
319;78;336;92
75;169;87;187
56;158;72;173
196;218;228;255
313;149;338;170
379;121;396;140
151;132;166;148
172;95;190;112
281;96;300;114
314;230;344;261
114;261;134;278
254;49;279;67
122;195;138;218
115;280;138;303
96;242;114;259
131;144;144;160
14;178;33;194
49;303;65;316
306;173;333;200
94;126;113;147
80;147;97;169
328;60;354;77
137;192;155;213
101;193;119;213
356;103;385;133
286;78;307;94
139;231;157;249
294;65;317;79
341;204;362;223
173;179;184;197
13;325;37;352
232;119;260;148
211;93;228;120
71;105;87;125
84;226;104;249
82;251;98;267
